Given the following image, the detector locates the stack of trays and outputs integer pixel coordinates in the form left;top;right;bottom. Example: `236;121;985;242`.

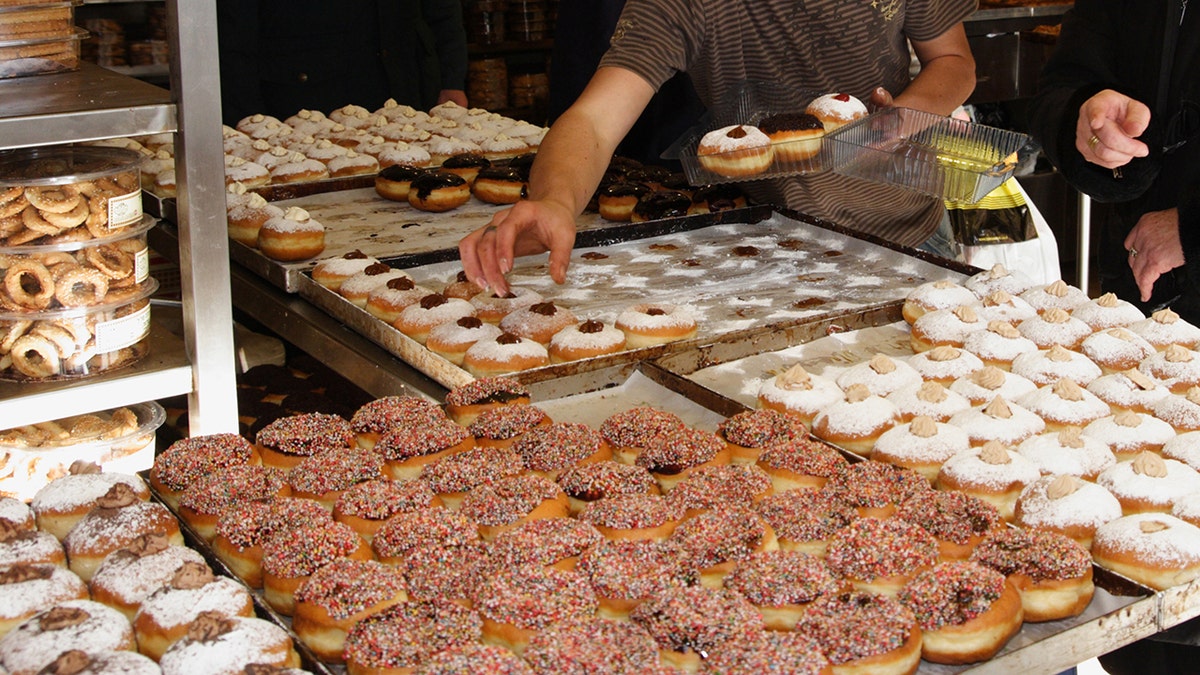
0;1;87;79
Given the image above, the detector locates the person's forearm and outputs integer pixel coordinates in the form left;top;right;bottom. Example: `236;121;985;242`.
526;110;616;217
893;53;977;116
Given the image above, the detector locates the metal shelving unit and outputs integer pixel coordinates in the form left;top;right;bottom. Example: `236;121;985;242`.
0;0;238;434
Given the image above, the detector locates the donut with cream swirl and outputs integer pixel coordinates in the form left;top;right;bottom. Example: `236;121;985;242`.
936;441;1041;521
756;363;844;429
963;320;1039;371
1091;513;1200;591
1013;474;1122;550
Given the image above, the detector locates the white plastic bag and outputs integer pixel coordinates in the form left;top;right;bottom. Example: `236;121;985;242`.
958;177;1062;285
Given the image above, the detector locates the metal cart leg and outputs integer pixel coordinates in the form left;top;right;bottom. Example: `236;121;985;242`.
1077;191;1092;292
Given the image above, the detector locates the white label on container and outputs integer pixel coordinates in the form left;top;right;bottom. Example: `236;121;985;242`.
107;189;143;229
94;303;151;352
134;247;149;283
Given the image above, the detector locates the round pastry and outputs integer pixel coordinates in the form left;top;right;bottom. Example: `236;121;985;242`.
756;363;844;429
755;488;856;556
822;459;931;520
962;320;1040;370
947;396;1045;448
794;590;922;675
458;474;570;541
597;181;650;222
716;408;806;465
701;628;833;675
0;601;135;675
884;380;972;424
1097;451;1200;514
902;279;978;325
906;346;984;386
1082;410;1176;460
442;270;484;301
549;319;627;363
724;550;845;629
597;406;687;465
350;394;446;450
413;643;534;675
499;301;578;344
1015;378;1111;432
805;92;869;133
333;478;440;544
1018;280;1089;314
1013;474;1122;549
439;153;490;186
177;464;290;541
667;464;772;519
1174;492;1200;527
373;417;474;481
1151;386;1200;431
811;383;901;456
339;263;411;307
1086;368;1171;414
254;411;355;468
62;486;182;583
896;490;1005;561
0;496;34;532
1081;327;1157;374
757;112;826;163
0;564;88;640
577;494;682;542
488;517;602;571
260;521;372;616
327;149;380;177
1140;343;1200;393
523;615;661;675
397;540;491;606
88;535;207;621
394;293;477;345
1016;308;1093;350
462;331;550;377
969;528;1094;622
696;124;774;177
556;460;660;515
1014;425;1116;480
223;157;270;188
158;612;300;675
669;506;778;587
20;650;159;675
834;354;922;398
1163;430;1200;471
1091;513;1200;591
226;192;283;248
976;289;1038;324
467;403;552;449
871;415;972;482
285;445;384;509
257;206;325;261
614;302;698;349
418;445;525;510
210;497;332;589
31;471;150;542
270;152;331;183
342;599;483;675
374;164;427;202
686;183;748;214
472;166;526;205
910;305;986;352
964;263;1036;298
825;517;938;597
132;562;254;661
1128;307;1200;350
897;561;1023;664
472;564;597;656
635;427;732;493
311;250;380;292
376;141;433;169
511;422;609;479
365;276;435;324
408;172;470;212
630;584;764;672
935;441;1040;521
1072;292;1145;330
469;287;545;324
576;539;694;619
0;521;63;569
292;558;407;663
949;366;1038;406
371;507;481;565
443;377;531;426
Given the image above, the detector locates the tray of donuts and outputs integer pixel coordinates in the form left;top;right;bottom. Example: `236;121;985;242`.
0;459;325;675
663;80;867;186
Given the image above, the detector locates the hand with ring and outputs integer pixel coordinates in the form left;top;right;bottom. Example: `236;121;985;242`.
1123;208;1184;302
1075;89;1151;169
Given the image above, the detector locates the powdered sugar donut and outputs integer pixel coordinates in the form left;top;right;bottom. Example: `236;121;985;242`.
835;353;922;397
470;287;544;324
1013;474;1122;549
311;251;379;292
500;301;578;345
964;263;1036;298
947;396;1045;447
364;276;434;323
1091;513;1200;590
1018;280;1089;314
338;263;410;307
902;279;977;324
805;92;869;133
696;124;774;177
426;316;503;366
1162;430;1200;471
548;319;627;363
394;293;476;345
1016;308;1092;350
1071;292;1145;331
1081;327;1157;373
462;332;550;377
911;305;986;352
257;206;325;262
1129;308;1200;350
1015;378;1111;432
976;290;1038;324
907;346;984;386
935;441;1041;521
871;414;971;482
615;303;697;349
756;364;844;429
1082;410;1176;460
1151;387;1200;431
962;320;1039;370
1087;369;1172;414
949;366;1038;406
811;383;901;456
1015;426;1116;480
1097;451;1200;514
885;380;972;423
1139;343;1200;393
1011;345;1102;387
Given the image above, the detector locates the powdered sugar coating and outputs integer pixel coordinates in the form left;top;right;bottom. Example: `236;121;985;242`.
1071;295;1145;330
949;367;1038;405
1097;457;1200;511
1162;431;1200;470
947;398;1045;446
757;370;843;419
806;93;869;124
31;472;148;517
398;296;477;333
1018;281;1089;314
912;307;985;347
698;124;772;154
834;356;922;397
1015;431;1117;478
885;382;972;422
963;325;1039;365
1082;328;1157;371
1128;311;1200;349
136;575;252;631
0;600;133;675
1093;513;1200;569
0;564;87;623
1015;475;1122;533
614;303;696;333
311;252;380;287
1017;311;1093;350
158;616;293;674
1152;392;1200;430
811;392;900;441
937;445;1041;490
0;529;62;568
906;348;984;383
904;279;977;313
872;419;971;463
1087;371;1171;411
1016;381;1111;427
1082;413;1176;456
0;497;33;529
91;544;207;608
964;264;1036;298
548;320;626;356
1172;492;1200;525
977;291;1038;324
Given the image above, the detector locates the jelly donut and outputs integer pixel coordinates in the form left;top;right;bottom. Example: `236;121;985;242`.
132;562;255;661
696;124;774;177
794;590;922;675
615;302;697;349
472;166;526;205
896;490;1005;561
342;599;482;674
756;363;844;429
964;263;1036;298
499;301;577;344
408;171;470;212
0;564;88;639
374;164;427;202
1018;279;1089;315
1092;513;1200;591
597;181;650;222
1071;292;1145;331
1013;474;1122;550
935;441;1040;522
548;319;627;363
630;585;764;671
871;415;971;482
757;111;826;163
806;92;869;133
884;381;972;424
962;320;1039;371
158;613;300;674
825;517;938;598
472;564;597;656
1096;451;1200;514
811;383;901;456
87;534;207;621
365;276;435;324
310;249;379;292
1014;425;1116;480
469;287;544;324
576;539;694;619
394;293;476;345
723;549;845;629
31;470;150;542
0;600;136;675
462;331;550;377
755;488;856;557
439;152;490;186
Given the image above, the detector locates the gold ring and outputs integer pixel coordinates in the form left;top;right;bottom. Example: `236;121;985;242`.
1087;134;1100;150
1128;247;1138;257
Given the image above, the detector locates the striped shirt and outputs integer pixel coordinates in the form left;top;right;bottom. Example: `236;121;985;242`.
600;0;977;247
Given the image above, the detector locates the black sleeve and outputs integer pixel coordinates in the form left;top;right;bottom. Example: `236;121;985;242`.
1026;0;1158;203
423;0;468;91
216;0;267;127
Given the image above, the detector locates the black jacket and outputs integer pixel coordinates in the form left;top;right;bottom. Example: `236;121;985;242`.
218;0;468;126
1027;0;1199;312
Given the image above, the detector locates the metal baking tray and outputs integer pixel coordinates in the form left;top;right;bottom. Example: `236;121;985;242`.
296;206;975;390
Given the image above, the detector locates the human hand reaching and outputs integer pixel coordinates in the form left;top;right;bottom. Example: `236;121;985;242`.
1077;89;1151;169
1124;208;1184;301
458;199;577;297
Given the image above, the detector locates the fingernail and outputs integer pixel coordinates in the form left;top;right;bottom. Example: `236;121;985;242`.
500;259;511;273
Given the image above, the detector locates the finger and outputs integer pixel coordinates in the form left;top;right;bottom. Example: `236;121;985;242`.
476;229;510;297
1121;100;1153;140
870;87;893;109
547;245;571;285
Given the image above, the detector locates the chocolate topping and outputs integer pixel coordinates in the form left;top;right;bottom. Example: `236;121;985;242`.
378;164;425;181
442;152;491;169
40;606;89;631
188;611;236;643
126;532;171;558
579;319;604;334
757;112;824;134
602;181;650;199
645;307;667;317
530;301;559;316
172;561;216;589
727;126;749;139
457;316;484;329
40;651;92;675
386;276;416;291
477;166;524;182
497;332;522;345
343;249;369;260
412;171;467;199
419;293;449;309
1;563;53;584
363;262;392;276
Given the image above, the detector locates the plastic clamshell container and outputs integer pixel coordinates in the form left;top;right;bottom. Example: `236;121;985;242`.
0;145;144;246
0;25;84;79
664;81;835;186
826;107;1038;205
0;276;156;381
0;400;164;501
0;1;78;39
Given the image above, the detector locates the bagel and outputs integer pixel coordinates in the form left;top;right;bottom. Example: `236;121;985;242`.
4;259;55;309
25;186;82;214
22;204;61;235
10;332;62;378
43;198;90;229
54;266;109;307
85;245;135;281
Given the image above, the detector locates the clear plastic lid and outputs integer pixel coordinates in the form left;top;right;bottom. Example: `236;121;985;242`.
0;276;157;321
0;212;154;255
0;144;141;187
